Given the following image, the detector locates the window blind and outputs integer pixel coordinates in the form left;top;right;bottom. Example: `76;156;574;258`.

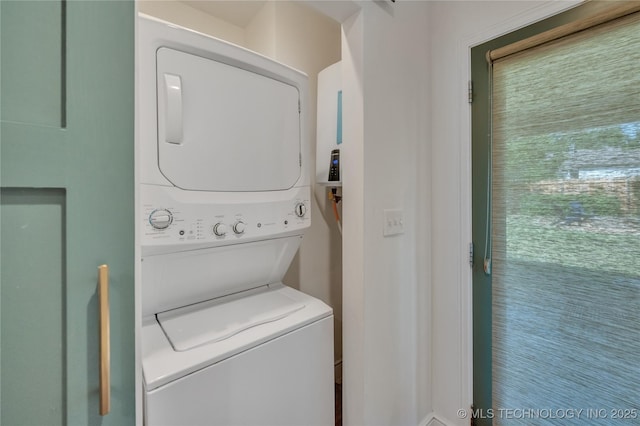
491;11;640;424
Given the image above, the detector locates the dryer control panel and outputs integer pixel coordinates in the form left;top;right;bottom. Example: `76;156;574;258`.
141;184;310;252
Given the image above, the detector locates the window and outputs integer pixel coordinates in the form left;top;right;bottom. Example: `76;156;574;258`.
473;4;640;424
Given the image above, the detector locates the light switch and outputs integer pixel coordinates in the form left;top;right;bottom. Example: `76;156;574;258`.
383;209;404;236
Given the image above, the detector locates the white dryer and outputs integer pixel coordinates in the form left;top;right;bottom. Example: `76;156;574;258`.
137;15;334;426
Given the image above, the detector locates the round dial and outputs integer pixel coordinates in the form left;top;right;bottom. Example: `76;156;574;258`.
295;202;307;217
233;221;246;235
213;222;228;236
149;209;173;230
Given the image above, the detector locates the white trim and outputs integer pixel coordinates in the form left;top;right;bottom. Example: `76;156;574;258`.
420;412;450;426
456;0;583;416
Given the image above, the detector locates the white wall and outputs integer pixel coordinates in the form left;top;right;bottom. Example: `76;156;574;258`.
428;2;580;425
341;10;365;424
138;0;245;44
341;2;431;424
245;1;276;57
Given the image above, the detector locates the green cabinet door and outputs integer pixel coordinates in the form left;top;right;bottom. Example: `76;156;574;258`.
1;1;135;424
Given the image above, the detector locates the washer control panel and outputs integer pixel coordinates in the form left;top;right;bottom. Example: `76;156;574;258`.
141;185;310;248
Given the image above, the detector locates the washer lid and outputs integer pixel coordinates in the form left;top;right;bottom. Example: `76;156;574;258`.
157;286;305;352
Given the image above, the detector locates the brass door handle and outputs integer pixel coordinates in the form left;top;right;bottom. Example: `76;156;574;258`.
98;264;110;416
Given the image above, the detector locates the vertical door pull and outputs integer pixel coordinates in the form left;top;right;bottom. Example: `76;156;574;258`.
164;73;183;144
98;264;110;416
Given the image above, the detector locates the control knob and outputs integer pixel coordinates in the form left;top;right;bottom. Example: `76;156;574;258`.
233;221;246;235
149;209;173;230
295;202;307;217
213;222;228;236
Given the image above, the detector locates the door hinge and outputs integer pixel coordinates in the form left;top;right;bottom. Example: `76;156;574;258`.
298;99;301;113
469;242;474;267
468;80;473;104
299;153;302;166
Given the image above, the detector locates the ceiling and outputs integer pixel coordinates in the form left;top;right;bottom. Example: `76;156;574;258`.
180;1;267;28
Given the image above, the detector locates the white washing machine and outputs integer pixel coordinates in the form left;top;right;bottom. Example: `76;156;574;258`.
137;15;334;426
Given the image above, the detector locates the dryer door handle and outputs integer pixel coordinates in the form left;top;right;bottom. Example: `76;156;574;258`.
164;73;183;144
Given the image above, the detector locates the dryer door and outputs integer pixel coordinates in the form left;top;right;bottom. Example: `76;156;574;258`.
156;47;301;192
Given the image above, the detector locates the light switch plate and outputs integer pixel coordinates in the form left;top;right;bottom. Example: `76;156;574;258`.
383;209;404;236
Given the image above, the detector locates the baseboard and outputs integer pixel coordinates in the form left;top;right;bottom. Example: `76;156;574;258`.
420;412;449;426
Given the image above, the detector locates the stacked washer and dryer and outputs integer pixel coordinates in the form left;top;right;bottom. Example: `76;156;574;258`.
138;15;334;425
